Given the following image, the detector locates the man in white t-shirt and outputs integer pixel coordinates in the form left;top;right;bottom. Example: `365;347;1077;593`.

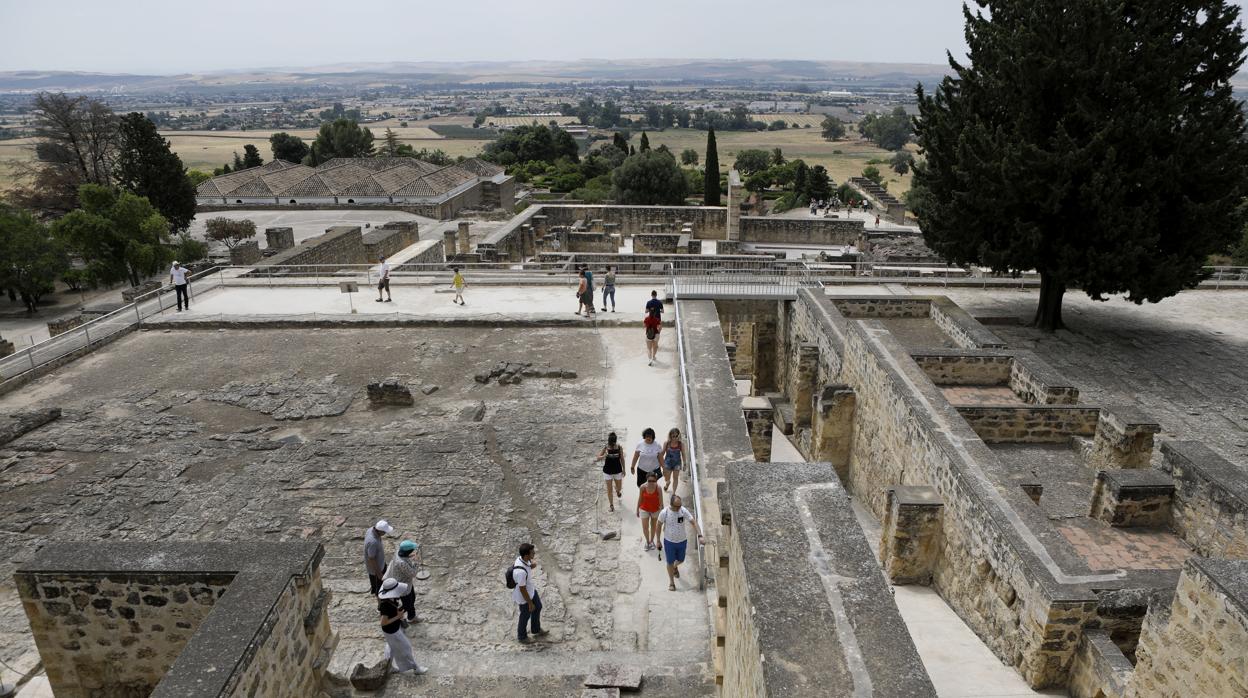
170;261;190;311
658;494;702;591
511;543;548;643
376;256;392;303
630;427;663;488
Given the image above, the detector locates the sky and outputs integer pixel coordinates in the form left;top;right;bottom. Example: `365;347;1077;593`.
0;0;975;74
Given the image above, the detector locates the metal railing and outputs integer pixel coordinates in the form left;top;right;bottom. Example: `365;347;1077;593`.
0;267;222;381
669;271;709;592
668;259;824;298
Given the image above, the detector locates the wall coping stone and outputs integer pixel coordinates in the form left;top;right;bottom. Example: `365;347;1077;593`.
1096;469;1174;495
16;542;324;698
888;484;945;508
1188;557;1248;619
1159;441;1248;509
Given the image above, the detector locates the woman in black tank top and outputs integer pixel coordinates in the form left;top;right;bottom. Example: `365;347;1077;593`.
596;432;625;512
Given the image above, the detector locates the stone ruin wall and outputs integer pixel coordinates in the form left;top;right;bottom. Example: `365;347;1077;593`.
737;216;864;246
255;225;367;273
723;515;767;697
1158;441;1248;559
361;221;420;261
222;572;333;698
15;572;231;697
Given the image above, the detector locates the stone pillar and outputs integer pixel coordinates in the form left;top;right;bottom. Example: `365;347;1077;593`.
264;226;295;251
457;221;471;255
812;385;856;483
751;321;779;395
532;215;549;240
790;343;820;429
726;170;743;241
521;225;535;257
443;230;457;259
0;336;14;358
728;322;755;379
879;485;944;585
1089;469;1174;527
742;396;774;463
1087;407;1161;470
229;240;262;266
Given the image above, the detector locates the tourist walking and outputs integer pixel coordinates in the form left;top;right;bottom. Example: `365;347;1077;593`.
378;578;427;674
509;543;548;643
661;428;686;492
384;540;421;623
636;471;663;550
376;256;392;303
875;214;880;227
645;290;664;317
595;432;625;511
601;266;617;312
631;427;664;488
658;495;703;591
364;519;394;596
644;309;662;366
170;261;190;312
575;269;589;317
451;267;466;305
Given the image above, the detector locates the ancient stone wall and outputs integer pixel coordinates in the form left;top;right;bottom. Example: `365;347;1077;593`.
1159;441;1248;558
264;227;295;251
16;571;231;697
831;297;930;318
738;216;864;245
361;221;420;262
255;226;366;272
723;511;767;697
1129;558;1248;697
954;405;1101;443
930;297;1008;349
1068;630;1132;698
394;240;447;270
1009;350;1080;404
633;233;683;254
47;315;86;338
912;351;1014;386
565;231;617;253
230;241;262;265
221;574;333;698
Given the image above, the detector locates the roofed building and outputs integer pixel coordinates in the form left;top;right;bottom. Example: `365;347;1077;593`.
195;157;513;219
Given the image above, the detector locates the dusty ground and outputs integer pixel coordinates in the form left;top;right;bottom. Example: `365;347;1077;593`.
0;325;714;696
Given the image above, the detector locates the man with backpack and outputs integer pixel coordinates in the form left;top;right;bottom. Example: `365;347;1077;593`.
507;543;548;644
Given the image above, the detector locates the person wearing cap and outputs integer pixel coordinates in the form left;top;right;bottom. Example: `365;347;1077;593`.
170;261;190;312
364;520;394;596
376;256;392;303
378;578;426;674
384;540;421;623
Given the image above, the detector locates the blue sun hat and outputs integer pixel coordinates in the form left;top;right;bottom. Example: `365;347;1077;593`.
398;540;418;556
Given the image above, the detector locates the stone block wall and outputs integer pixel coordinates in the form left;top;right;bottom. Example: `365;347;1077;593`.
16;572;230;697
1068;630;1132;698
742;396;774;462
566;231;617;253
47;314;86;338
265;227;295;251
633;233;683;254
361;221;420;261
1085;407;1161;470
230;240;262;265
0;336;14;358
831;297;930;318
723;508;767;697
738;216;864;245
1009;351;1080;404
954;405;1101;443
880;485;945;584
1159;441;1248;558
255;226;366;272
221;574;333;698
1129;558;1248;697
911;351;1014;386
930;297;1008;349
395;240;447;270
1089;469;1175;528
121;281;163;302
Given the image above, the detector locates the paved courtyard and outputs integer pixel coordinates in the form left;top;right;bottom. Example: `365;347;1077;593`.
0;324;713;696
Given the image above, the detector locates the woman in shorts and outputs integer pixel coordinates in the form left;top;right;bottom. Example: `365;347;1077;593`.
636;470;663;551
661;427;686;493
595;432;625;511
643;309;662;366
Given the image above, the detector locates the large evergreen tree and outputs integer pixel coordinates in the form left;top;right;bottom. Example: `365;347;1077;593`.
241;144;263;169
703;127;720;206
613;150;689;205
269;132;309;164
913;0;1248;330
115;112;197;232
51;184;172;287
312;118;375;160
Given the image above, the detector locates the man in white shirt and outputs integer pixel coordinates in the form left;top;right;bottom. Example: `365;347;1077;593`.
376;256;392;303
511;543;548;643
170;261;190;311
658;495;703;591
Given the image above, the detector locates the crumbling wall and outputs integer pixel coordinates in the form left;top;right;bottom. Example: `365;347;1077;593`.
223;573;333;698
255;226;366;272
738;216;864;245
1159;441;1248;558
723;512;767;697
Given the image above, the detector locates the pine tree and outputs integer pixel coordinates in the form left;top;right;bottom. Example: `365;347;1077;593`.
232;151;244;170
639;132;650;152
383;128;400;157
912;0;1248;330
703;127;720;206
115;112;197;232
242;144;263;169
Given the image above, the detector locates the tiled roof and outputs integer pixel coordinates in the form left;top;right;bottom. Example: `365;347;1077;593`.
198;157;502;200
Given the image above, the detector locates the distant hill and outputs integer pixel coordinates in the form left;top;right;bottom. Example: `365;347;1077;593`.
0;59;955;93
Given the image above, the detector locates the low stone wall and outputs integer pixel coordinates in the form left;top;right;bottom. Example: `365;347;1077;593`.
911;350;1014;386
538;204;727;239
1068;630;1132;698
394;239;446;269
15;542;331;698
1130;558;1248;697
362;221;420;261
955;405;1101;443
831;297;930;318
724;463;936;697
1159;441;1248;558
1010;350;1080;404
230;240;262;265
931;297;1008;349
121;281;163;302
1089;469;1174;528
565;231;617;253
738;216;864;245
254;225;366;272
633;233;683;254
265;227;295;251
47;314;86;338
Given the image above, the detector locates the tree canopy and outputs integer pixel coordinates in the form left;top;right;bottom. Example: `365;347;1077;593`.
859;107;913;150
612;150;689;206
482;124;579;167
912;0;1248;330
15;93;119;214
51;184;172;287
733;149;772;176
115;112;197;232
241;144;264;169
269;132;309;164
704;128;720;206
311;118;375;161
0;206;68;314
821;116;846;141
204;217;257;250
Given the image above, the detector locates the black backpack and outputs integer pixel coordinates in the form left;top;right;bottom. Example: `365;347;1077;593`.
504;564;527;589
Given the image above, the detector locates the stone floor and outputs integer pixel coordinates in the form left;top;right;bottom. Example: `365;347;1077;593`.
1057;519;1192;572
0;324;713;696
943;386;1026;406
876;316;959;350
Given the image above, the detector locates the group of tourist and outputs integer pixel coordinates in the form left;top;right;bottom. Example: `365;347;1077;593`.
365;519;429;675
619;427;703;589
574;265;620;317
375;256;466;305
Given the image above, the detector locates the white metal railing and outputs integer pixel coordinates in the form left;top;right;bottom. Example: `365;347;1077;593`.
669;272;709;592
0;267;222;381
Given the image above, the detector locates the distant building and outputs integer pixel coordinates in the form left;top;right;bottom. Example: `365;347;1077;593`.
195;158;514;218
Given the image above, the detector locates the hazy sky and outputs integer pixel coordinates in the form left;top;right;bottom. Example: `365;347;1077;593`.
0;0;974;74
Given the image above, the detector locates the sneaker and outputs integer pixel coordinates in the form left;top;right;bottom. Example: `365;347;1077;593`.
376;299;383;302
413;666;429;675
533;629;550;637
518;636;531;644
384;298;392;303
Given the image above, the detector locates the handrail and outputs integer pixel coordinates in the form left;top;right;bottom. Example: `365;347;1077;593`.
669;263;709;592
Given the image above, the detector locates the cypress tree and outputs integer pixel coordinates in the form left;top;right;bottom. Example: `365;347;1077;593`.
912;0;1248;330
639;132;650;152
115;112;197;232
703;127;720;206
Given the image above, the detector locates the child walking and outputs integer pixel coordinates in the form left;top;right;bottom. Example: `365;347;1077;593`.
451;267;466;305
